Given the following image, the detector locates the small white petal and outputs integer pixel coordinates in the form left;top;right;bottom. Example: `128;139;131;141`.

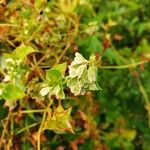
40;87;50;96
53;85;61;95
3;75;11;82
69;66;77;78
70;82;81;96
76;64;87;78
6;58;14;63
71;52;88;66
87;66;97;82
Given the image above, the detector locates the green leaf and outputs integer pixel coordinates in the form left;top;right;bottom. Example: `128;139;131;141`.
46;69;62;82
89;82;100;90
44;105;73;133
45;68;66;99
67;78;78;87
103;48;123;65
4;43;36;61
121;129;136;141
87;66;97;82
78;35;102;58
52;62;67;75
69;64;87;78
2;83;25;100
57;88;65;99
0;106;9;120
70;82;81;96
44;117;57;130
136;39;150;55
0;99;5;107
71;52;88;66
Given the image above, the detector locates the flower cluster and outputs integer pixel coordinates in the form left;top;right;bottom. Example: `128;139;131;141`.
4;58;22;83
67;52;100;96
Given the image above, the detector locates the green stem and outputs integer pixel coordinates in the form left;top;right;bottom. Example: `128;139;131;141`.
12;109;45;116
136;77;150;127
137;78;149;105
55;42;71;64
27;24;44;43
16;122;40;135
37;111;47;150
7;113;14;149
0;112;11;149
100;61;148;69
37;100;52;150
0;23;19;27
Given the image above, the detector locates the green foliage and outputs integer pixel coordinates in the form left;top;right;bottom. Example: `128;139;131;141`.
2;83;25;100
78;35;103;57
0;83;25;107
4;44;36;61
52;62;67;75
0;99;9;120
0;106;9;120
43;103;73;133
43;68;65;99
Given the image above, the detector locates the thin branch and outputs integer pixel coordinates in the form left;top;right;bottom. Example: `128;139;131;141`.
37;100;52;150
55;42;71;64
12;109;45;116
0;112;11;149
100;61;148;69
136;78;150;127
16;122;40;135
0;24;20;27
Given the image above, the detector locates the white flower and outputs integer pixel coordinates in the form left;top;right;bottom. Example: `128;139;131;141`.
70;82;81;96
67;52;100;96
71;52;88;66
6;58;14;64
40;87;50;96
69;64;87;78
68;52;88;78
3;75;11;82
